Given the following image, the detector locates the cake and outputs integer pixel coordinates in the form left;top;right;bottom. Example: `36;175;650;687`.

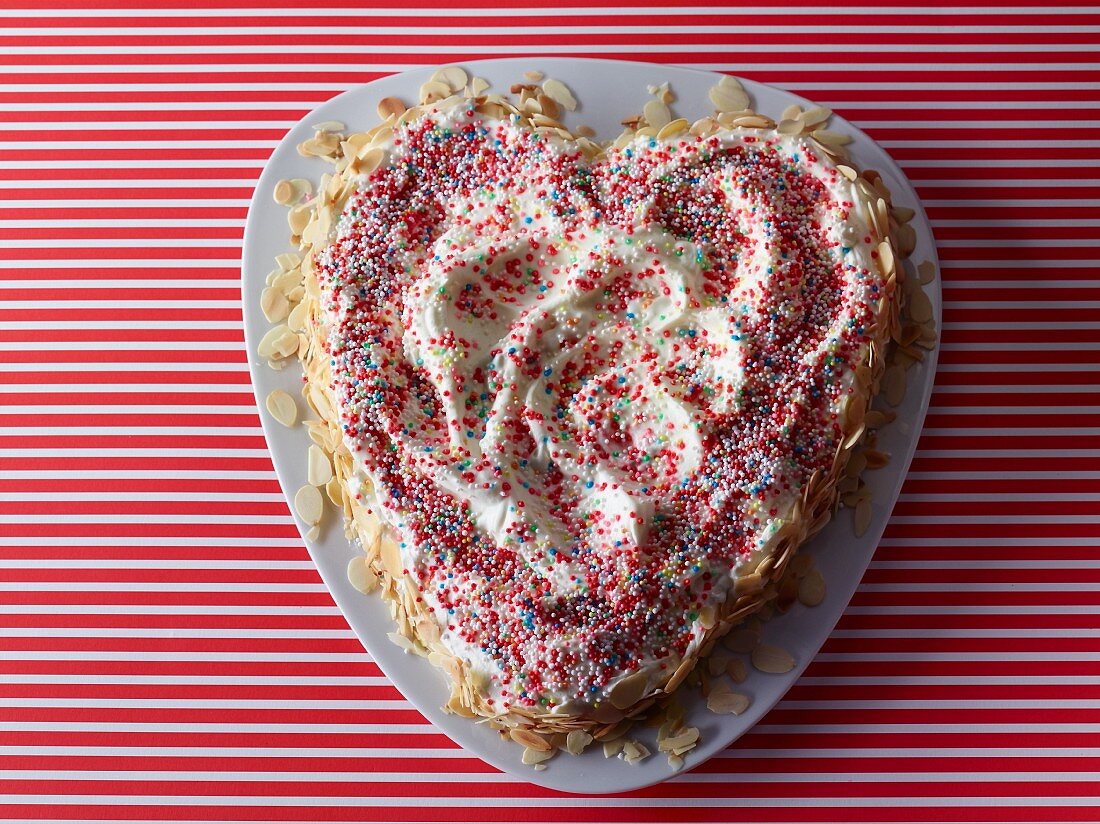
257;67;934;768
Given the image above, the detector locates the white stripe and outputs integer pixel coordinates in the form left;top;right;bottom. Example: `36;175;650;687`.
0;300;241;310
0;384;251;393
0;606;338;616
11;80;1100;92
0;237;243;245
0;257;240;267
0;363;250;372
0;470;274;479
0;557;304;568
0;320;242;329
0;793;1090;808
0;404;257;414
0;341;242;350
0;493;284;504
0;584;322;593
9;5;1100;17
0;628;349;638
0;280;244;290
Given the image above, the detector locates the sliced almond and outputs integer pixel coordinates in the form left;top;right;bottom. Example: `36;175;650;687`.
798;568;826;607
265;389;297;427
709;84;750;113
609;669;648;710
510;727;551;752
727;657;748;683
776;118;802;135
801;106;832;129
294;484;323;526
707;684;751;715
643;98;671;130
751;643;795;674
521;746;554;766
261;286;290;323
621;740;650;765
347;555;379;594
723;628;760;654
564;730;593;755
542;78;577;111
376;96;407;120
431;65;468;93
307;444;333;487
882;363;906;407
909;287;933;324
854;498;873;537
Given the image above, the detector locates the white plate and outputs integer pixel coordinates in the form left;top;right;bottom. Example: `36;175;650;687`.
242;57;941;794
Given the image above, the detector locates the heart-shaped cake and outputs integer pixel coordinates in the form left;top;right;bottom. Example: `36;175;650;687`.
259;68;920;767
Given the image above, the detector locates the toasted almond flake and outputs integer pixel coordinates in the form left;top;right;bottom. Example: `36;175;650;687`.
325;476;344;508
864;449;890;470
307;444;333;487
431;65;468;93
287;204;310;235
895;222;917;258
780;103;802;121
734;572;763;594
273;179;297;206
294;484;323;526
877;241;896;277
347;555;379;594
260;286;290;323
265;389;297;427
510;727;552;751
812;129;853;147
723;628;760;654
854;498;873;537
523;70;544;82
918;260;936;284
287;300;307;332
376;96;406;120
752;643;795;674
277;251;303;271
603;737;625;758
909;287;933;324
727;657;748;683
564;730;593;755
379;534;403;578
798;568;826;607
418;79;452;104
257;324;292;359
541;78;577;111
621;740;651;765
354;147;385;176
707;685;751;715
718;74;744;91
469;76;490;96
801;106;832;129
882;363;906;407
522;746;554;766
643;98;671;130
776;118;802;135
609;669;648;709
656;117;689;140
707;652;730;677
708;84;750;113
311;120;344;132
387;631;415;652
658;726;699;753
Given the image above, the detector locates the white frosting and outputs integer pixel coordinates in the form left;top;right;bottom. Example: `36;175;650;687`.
324;109;880;710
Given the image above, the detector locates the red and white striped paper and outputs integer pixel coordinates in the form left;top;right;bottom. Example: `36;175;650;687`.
2;2;1099;820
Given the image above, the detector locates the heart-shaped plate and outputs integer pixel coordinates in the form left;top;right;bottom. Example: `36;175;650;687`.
242;57;940;794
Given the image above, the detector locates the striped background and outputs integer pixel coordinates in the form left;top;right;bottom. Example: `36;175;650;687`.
2;1;1099;820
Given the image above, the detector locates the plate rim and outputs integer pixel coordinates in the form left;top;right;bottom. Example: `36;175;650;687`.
241;56;942;795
